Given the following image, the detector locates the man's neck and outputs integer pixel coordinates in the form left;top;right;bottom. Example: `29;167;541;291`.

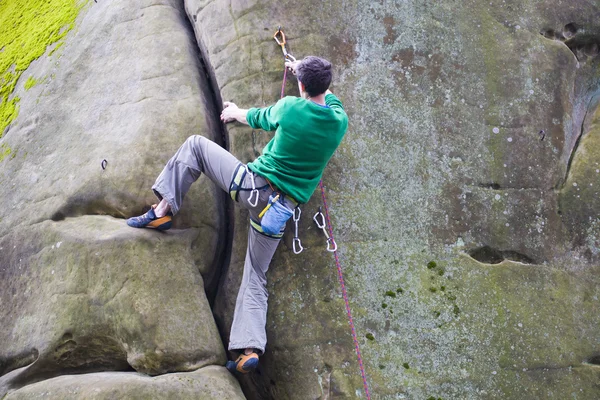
302;92;326;106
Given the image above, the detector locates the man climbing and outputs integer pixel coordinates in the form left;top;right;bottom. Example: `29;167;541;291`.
126;56;348;373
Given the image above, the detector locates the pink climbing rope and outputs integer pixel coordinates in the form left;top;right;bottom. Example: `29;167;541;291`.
280;66;288;99
279;56;371;399
318;180;371;400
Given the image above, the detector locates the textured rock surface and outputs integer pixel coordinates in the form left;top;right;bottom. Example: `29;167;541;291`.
4;366;245;399
186;0;600;398
2;0;600;398
0;0;236;397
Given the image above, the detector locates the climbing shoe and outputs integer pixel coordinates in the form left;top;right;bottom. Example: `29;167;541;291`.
126;206;172;230
226;353;259;374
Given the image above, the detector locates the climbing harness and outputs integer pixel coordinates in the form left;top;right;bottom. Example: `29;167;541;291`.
313;207;337;252
292;207;303;254
273;27;371;400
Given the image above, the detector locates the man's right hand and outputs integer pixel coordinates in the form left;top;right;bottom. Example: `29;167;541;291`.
221;101;249;125
285;60;300;75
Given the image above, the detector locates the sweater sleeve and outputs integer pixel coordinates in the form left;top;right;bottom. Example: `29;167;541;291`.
325;93;344;110
245;97;288;131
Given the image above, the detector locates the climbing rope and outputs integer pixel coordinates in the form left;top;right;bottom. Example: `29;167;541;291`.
274;27;371;400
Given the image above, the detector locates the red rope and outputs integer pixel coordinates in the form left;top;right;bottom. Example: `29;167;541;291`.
279;63;371;399
318;180;371;400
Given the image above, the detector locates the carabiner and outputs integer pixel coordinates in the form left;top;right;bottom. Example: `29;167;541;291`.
246;166;259;207
273;27;286;46
293;237;304;254
327;238;337;252
248;190;259;207
313;208;326;230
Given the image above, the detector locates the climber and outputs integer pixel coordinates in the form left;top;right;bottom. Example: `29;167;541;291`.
126;56;348;373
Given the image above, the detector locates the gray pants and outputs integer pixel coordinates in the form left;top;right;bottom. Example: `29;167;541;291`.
152;135;295;355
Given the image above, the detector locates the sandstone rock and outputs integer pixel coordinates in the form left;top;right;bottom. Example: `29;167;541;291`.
3;0;600;398
0;0;231;396
0;217;226;395
186;0;600;398
3;366;245;399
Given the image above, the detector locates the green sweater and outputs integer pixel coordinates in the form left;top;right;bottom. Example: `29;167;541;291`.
246;93;348;204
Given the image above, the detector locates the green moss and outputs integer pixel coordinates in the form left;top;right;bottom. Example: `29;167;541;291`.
365;333;375;341
24;76;38;90
440;286;446;291
49;41;65;56
0;143;11;162
385;290;396;298
447;294;457;301
427;261;437;269
396;287;404;294
437;268;445;276
381;302;388;309
402;362;410;369
0;0;87;136
453;304;461;317
429;287;437;293
379;364;385;369
433;311;441;318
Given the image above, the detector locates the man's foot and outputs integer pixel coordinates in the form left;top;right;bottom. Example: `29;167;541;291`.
126;206;172;230
226;353;259;374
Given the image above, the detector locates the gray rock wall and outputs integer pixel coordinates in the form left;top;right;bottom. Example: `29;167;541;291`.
1;0;600;399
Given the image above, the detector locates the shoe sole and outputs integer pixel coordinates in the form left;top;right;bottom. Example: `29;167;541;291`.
146;216;172;230
226;354;259;374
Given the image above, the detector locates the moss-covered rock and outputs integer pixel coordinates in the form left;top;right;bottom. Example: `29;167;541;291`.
0;0;86;135
0;217;226;395
0;0;231;397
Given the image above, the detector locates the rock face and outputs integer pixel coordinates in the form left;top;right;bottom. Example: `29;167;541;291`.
2;0;600;399
4;366;245;399
186;0;600;398
0;0;240;398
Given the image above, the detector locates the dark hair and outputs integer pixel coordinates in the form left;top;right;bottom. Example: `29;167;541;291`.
296;56;332;97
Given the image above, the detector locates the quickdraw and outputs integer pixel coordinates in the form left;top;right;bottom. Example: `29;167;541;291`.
292;207;303;254
273;27;296;62
313;207;337;252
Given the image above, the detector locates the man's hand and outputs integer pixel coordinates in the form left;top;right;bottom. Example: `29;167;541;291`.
220;101;249;125
285;60;301;75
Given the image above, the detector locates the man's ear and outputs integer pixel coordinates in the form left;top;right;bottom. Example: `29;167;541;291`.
298;81;306;93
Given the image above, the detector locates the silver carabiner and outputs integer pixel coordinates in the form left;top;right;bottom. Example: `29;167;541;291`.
327;237;337;252
293;237;304;254
313;207;337;252
293;207;303;254
246;166;259;207
313;210;326;231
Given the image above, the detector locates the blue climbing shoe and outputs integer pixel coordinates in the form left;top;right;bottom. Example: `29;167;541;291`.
126;206;172;231
226;353;259;374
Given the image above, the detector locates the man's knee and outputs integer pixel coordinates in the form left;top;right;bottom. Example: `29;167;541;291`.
186;135;204;145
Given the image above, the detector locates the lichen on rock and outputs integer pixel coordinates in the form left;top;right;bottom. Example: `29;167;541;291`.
0;0;86;136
